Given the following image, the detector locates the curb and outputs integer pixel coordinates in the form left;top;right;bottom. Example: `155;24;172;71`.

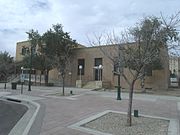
3;95;40;135
69;110;179;135
22;101;40;135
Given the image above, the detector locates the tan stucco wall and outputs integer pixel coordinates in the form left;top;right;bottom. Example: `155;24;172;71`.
16;41;30;61
49;68;59;81
113;68;169;91
16;40;169;90
113;47;169;90
69;46;115;87
64;45;169;90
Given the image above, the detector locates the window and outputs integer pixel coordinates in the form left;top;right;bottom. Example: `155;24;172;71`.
77;59;85;75
94;58;102;66
21;47;26;55
145;66;152;76
94;58;103;80
32;47;36;55
113;57;119;73
21;47;30;55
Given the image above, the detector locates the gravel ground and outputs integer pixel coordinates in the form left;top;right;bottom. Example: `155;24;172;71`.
82;112;169;135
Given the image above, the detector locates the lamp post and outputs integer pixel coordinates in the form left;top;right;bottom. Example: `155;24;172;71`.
78;65;83;88
79;65;83;80
117;45;122;100
117;72;121;100
28;45;33;91
69;72;72;86
21;67;24;94
21;46;32;91
98;65;103;81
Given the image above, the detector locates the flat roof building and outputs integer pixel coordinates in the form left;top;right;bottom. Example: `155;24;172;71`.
16;41;170;90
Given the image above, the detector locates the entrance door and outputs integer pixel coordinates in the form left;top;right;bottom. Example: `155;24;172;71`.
94;58;102;81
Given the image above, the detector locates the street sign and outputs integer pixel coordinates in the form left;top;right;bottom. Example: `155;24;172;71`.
20;74;25;83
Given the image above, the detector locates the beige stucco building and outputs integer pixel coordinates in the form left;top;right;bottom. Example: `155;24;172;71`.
16;41;31;62
169;56;180;77
16;41;170;90
61;45;169;90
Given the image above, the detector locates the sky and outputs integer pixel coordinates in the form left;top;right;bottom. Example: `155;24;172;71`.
0;0;179;56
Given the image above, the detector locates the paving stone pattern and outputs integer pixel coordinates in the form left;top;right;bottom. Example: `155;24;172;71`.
0;83;180;135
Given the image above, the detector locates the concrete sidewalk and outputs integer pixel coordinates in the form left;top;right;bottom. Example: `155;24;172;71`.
0;84;180;135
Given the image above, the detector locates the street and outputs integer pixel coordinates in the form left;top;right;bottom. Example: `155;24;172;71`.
0;100;28;135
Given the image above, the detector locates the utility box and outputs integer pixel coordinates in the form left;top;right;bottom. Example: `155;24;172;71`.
11;83;17;90
134;110;139;117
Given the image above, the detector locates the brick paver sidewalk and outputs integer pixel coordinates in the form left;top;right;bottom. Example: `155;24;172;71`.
0;83;180;135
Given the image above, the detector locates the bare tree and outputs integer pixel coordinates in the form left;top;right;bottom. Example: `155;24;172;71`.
88;13;180;126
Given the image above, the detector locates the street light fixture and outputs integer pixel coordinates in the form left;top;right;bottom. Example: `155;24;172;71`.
79;65;83;80
98;65;103;81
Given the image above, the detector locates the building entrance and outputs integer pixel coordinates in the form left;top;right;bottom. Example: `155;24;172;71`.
94;58;103;81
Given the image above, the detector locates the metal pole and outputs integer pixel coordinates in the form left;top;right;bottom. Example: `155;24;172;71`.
21;67;24;94
117;74;121;100
79;65;82;81
21;82;23;94
117;45;122;100
4;79;6;89
98;68;100;81
62;74;65;96
28;47;32;91
80;69;81;80
99;69;100;81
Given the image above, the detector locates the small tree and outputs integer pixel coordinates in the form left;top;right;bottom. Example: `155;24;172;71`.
26;29;41;90
42;24;77;95
22;51;54;85
0;51;15;88
89;13;180;126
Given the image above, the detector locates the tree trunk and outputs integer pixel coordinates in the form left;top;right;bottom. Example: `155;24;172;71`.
62;75;65;96
40;73;42;86
45;70;49;86
4;76;7;89
4;83;6;89
127;80;135;126
35;73;37;86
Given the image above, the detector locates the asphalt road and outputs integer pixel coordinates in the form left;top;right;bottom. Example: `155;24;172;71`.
0;100;28;135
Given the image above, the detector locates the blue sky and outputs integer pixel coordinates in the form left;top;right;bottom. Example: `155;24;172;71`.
0;0;179;56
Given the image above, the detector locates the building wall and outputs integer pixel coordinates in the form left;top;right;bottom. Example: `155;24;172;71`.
70;46;115;87
169;56;180;77
16;41;31;61
16;40;170;90
61;45;169;90
16;41;45;84
48;68;61;85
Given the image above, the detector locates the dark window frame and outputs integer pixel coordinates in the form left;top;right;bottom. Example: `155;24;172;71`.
94;58;103;80
145;66;152;76
77;59;85;75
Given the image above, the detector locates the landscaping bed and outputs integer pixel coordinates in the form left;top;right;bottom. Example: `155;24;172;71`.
82;112;169;135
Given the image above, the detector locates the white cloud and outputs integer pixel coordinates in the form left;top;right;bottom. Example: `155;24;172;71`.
0;0;179;56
